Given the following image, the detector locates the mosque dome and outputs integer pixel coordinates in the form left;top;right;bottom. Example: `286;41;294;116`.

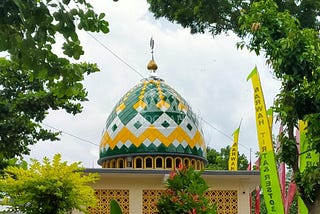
98;44;207;170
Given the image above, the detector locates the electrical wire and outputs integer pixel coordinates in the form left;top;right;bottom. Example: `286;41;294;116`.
201;118;251;151
43;123;99;147
87;33;145;78
41;31;250;153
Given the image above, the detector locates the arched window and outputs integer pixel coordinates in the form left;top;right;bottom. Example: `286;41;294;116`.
135;157;143;168
145;156;153;169
102;161;107;168
117;158;124;168
191;159;196;169
196;160;201;170
110;159;116;168
155;157;163;169
165;157;173;169
184;158;190;167
175;157;182;168
201;162;205;170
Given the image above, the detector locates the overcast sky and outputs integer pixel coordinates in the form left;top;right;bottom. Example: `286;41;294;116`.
28;0;282;167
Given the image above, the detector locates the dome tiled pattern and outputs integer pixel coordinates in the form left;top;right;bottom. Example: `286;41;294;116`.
98;78;206;166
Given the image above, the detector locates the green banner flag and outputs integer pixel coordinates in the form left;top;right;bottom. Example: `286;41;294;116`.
299;121;319;170
299;120;319;214
247;67;284;214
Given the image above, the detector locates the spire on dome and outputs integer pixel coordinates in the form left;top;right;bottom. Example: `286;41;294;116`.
147;37;158;73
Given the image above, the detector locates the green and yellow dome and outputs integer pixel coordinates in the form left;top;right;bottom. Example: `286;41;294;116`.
98;60;207;169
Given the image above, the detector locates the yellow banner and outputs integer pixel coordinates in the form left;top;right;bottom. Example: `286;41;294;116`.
247;67;284;214
228;127;240;171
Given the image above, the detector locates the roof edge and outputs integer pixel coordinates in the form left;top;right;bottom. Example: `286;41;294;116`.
84;168;260;176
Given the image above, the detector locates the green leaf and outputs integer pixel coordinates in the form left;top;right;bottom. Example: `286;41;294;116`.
63;0;70;4
110;199;123;214
99;13;106;19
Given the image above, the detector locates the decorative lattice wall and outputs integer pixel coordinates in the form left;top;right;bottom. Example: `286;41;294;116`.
142;190;164;214
89;189;237;214
205;190;238;214
142;189;238;214
88;189;129;214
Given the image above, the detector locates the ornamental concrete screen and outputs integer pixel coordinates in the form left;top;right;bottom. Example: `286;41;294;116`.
72;169;259;214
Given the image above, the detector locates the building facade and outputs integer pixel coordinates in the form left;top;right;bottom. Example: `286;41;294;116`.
74;54;260;213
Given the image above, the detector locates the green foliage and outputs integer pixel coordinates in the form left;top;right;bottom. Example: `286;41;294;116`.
288;195;298;214
147;0;320;36
147;0;247;35
110;199;123;214
156;165;217;214
238;0;320;211
0;0;109;169
250;189;267;214
295;165;320;206
0;154;99;214
206;146;249;170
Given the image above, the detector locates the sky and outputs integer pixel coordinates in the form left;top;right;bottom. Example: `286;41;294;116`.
28;0;282;167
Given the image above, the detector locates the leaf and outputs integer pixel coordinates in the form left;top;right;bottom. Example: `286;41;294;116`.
99;13;106;19
110;199;123;214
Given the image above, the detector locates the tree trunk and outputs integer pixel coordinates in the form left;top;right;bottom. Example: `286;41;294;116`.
309;195;320;214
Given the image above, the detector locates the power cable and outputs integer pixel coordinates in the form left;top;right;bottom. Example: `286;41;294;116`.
200;117;251;151
43;123;99;147
42;32;250;152
43;20;251;152
87;32;145;78
86;32;238;145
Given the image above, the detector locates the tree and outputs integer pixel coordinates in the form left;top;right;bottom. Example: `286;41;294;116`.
146;0;320;35
0;0;109;170
156;164;217;214
238;0;320;212
0;154;98;214
206;146;249;170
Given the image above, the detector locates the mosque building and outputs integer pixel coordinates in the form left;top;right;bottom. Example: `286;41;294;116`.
75;42;259;214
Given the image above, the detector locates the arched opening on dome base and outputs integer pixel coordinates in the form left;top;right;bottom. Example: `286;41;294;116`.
102;161;108;168
196;160;201;170
145;156;153;169
165;157;173;169
183;158;190;168
134;157;143;169
117;158;125;168
201;162;205;169
155;157;163;169
175;157;182;168
110;160;116;168
191;159;196;169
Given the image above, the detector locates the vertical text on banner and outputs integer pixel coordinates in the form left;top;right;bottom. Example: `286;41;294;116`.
247;67;284;214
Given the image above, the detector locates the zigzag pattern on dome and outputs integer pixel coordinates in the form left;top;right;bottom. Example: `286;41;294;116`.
99;79;206;164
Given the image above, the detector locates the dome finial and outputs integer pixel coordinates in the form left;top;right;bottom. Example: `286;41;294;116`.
150;36;155;61
147;37;158;72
